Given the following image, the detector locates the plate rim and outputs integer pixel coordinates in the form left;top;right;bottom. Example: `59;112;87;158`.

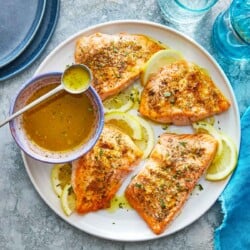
0;0;60;81
0;0;46;68
21;20;241;242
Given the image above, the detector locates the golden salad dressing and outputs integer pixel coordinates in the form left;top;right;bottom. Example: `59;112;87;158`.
63;66;91;92
22;83;96;151
107;195;131;213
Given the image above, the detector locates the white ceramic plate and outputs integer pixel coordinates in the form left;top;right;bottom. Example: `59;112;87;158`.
22;20;240;241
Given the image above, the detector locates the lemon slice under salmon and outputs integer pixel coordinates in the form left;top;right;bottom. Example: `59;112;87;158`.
193;121;238;181
60;184;76;216
205;133;238;181
133;116;155;159
141;49;184;86
105;111;142;140
103;86;139;113
51;163;72;197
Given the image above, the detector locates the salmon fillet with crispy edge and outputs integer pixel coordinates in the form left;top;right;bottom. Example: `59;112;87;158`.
139;60;230;125
125;133;218;235
75;32;165;100
71;124;143;214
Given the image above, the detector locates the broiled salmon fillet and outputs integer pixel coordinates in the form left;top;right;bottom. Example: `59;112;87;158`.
125;133;217;234
75;32;165;100
71;124;143;214
139;60;230;125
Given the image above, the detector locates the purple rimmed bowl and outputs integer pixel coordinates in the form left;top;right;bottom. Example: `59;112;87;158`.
9;72;104;164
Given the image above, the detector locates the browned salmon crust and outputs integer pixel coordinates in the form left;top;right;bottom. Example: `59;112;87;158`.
125;133;217;234
75;32;165;100
139;60;230;125
71;124;143;214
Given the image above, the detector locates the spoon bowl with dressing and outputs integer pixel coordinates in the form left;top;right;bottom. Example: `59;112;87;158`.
0;64;92;127
62;64;92;94
9;70;104;164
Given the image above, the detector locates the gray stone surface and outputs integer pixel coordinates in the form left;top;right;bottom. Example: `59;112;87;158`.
0;0;231;249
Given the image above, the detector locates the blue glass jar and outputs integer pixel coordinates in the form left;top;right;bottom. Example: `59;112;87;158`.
212;0;250;60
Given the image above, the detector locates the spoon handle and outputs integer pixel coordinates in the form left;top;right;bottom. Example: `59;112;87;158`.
0;84;64;128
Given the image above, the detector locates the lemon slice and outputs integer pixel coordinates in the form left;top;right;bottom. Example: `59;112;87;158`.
60;184;76;216
51;163;72;197
133;116;155;159
105;111;142;140
206;133;238;181
193;121;223;161
141;49;184;85
103;86;139;113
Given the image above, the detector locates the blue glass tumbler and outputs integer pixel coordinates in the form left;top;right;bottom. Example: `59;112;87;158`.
212;0;250;60
157;0;219;26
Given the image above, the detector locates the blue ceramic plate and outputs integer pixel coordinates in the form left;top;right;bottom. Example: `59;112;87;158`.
0;0;60;81
0;0;46;68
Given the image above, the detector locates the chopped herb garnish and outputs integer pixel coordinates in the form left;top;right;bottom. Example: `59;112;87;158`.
179;141;187;147
160;199;166;209
119;202;124;209
113;47;118;53
160;184;166;190
135;183;142;189
99;148;104;157
176;183;182;191
162;125;169;130
68;186;74;195
196;184;204;191
130;93;135;102
164;91;172;97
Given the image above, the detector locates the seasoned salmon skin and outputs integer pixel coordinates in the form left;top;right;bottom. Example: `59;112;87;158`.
139;60;230;125
72;124;143;214
125;133;217;234
75;32;165;100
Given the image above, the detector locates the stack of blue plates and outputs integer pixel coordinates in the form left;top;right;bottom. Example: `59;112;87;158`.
0;0;60;81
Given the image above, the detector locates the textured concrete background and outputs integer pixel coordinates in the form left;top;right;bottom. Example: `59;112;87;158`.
0;0;234;249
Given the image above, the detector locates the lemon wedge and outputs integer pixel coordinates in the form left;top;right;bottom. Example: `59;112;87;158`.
193;121;223;161
60;184;76;216
51;163;72;197
133;116;155;159
206;133;238;181
105;111;142;140
103;86;139;113
141;49;184;86
193;121;238;181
